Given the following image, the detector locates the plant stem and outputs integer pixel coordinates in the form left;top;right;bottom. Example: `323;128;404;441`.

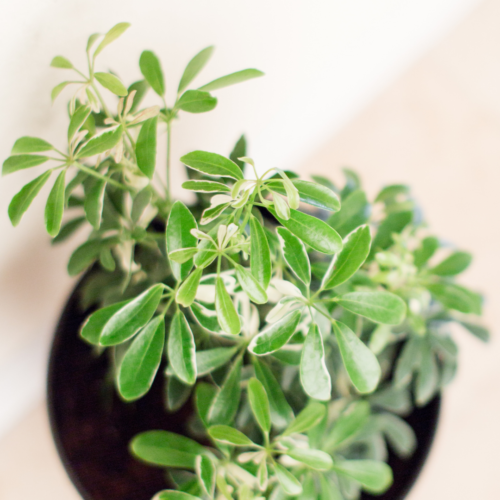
166;119;172;206
74;162;130;191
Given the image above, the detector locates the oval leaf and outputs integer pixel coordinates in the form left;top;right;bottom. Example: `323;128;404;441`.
196;454;215;499
324;401;370;451
50;56;73;69
208;425;254;446
235;264;268;304
196;347;238;376
287;449;333;471
139;50;165;96
274;462;302;496
76;125;123;158
177;90;217;113
208;358;242;425
426;282;482;315
84;178;106;230
94;22;131;58
45;170;66;236
283;402;326;436
250;216;271;290
215;277;241;335
2;154;49;175
276;227;311;285
177;268;203;308
199;69;264;92
429;251;472;276
247;377;271;434
181;151;243;180
68;106;92;141
182;180;230;193
168;311;197;385
95;72;128;96
332;460;393;495
11;137;53;154
178;46;214;93
136;116;158;179
80;300;130;345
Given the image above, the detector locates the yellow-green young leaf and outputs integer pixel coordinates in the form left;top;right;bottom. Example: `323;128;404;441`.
84;178;106;229
68;106;91;141
93;22;131;58
136;116;158;179
215;277;241;335
270;208;342;255
100;284;164;346
322;225;371;290
276;227;310;285
181;151;244;180
324;401;370;451
250;216;271;290
426;282;482;315
274;462;302;496
429;251;472;276
196;454;215;499
248;310;301;355
300;324;331;401
196;347;237;376
199;69;264;92
178;46;214;94
118;316;165;401
235;265;267;304
11;137;53;154
177;268;203;308
182;180;230;193
177;90;217;113
50;56;73;69
169;248;199;264
2;154;49;175
208;358;242;425
332;460;393;495
130;430;204;469
44;170;66;236
154;491;202;500
247;377;271;434
168;311;197;385
273;193;290;220
94;72;128;96
51;81;71;101
208;425;254;446
8;171;51;226
337;291;406;325
286;449;333;471
283;402;326;436
76;125;123;158
332;321;381;394
139;50;165;96
166;201;198;281
80;300;130;345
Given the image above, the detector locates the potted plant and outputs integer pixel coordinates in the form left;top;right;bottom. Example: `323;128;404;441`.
3;23;489;500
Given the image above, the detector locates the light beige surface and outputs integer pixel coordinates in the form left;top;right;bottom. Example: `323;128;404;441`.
1;0;500;498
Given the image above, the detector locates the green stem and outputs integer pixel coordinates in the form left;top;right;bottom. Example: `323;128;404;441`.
166;119;172;206
91;82;112;119
74;162;130;191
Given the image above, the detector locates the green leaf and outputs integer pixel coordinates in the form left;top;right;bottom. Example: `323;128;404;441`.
118;316;165;400
327;189;370;238
11;137;53;154
190;303;221;334
253;359;294;428
2;154;49;175
413;236;439;267
250;216;271;290
130;430;204;469
247;377;271;434
139;50;165;96
178;46;214;94
283;402;326;436
50;56;73;69
131;187;152;223
182;180;230;193
208;357;242;425
322;225;371;289
80;300;130;345
271;208;342;255
68;106;92;141
376;413;416;458
274;463;303;496
200;203;229;225
51;216;86;244
8;170;51;226
286;449;332;471
332;321;381;394
84;178;106;229
426;282;482;315
229;134;247;172
196;347;238;376
94;72;128;96
195;454;215;499
235;265;268;304
208;425;254;446
167;375;192;411
167;201;198;281
67;236;120;275
176;268;203;308
375;184;410;203
169;248;199;264
199;69;264;92
277;227;311;285
332;460;393;495
300;323;331;401
100;284;163;346
177;90;217;113
196;383;217;427
371;210;413;253
76;126;123;158
51;81;71;101
99;247;115;271
429;251;472;276
248;310;301;355
337;291;406;325
460;321;490;342
168;311;197;385
415;341;439;406
127;80;149;113
94;22;131;58
154;491;201;500
215;277;241;335
181;151;243;180
44;170;66;236
319;475;343;500
394;336;422;388
324;401;370;451
136;116;158;179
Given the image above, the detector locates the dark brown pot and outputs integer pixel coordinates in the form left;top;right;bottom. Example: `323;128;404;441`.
47;274;440;500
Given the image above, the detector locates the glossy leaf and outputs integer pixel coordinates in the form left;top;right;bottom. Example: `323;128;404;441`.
168;311;197;385
93;22;130;57
208;425;254;446
271;208;342;255
200;203;229;225
337;291;406;325
333;321;381;394
235;265;268;304
247;377;271;434
215;277;241;335
283;402;326;436
429;251;472;276
196;347;238;376
182;180;230;193
178;46;214;93
177;90;217;113
154;491;201;500
94;72;128;96
2;154;49;175
325;401;370;451
118;316;165;400
248;310;301;355
277;227;311;285
322;225;371;289
250;215;271;289
199;69;264;91
100;284;163;346
300;323;331;401
11;136;53;154
413;236;439;267
274;462;303;496
77;125;122;157
44;170;66;236
167;201;198;281
68;106;92;141
287;449;333;471
190;303;221;334
84;178;106;229
177;268;203;308
181;151;243;180
80;300;130;345
167;375;192;411
195;454;215;499
139;50;165;96
426;282;482;315
169;248;199;264
332;460;393;495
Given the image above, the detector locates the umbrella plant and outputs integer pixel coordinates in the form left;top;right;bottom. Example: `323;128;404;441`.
3;23;489;500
